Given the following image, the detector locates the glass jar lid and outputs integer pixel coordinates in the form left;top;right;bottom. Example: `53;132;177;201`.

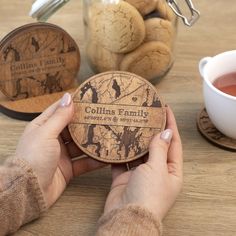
30;0;200;26
29;0;70;22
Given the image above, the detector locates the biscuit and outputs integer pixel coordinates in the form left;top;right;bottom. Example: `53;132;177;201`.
86;41;123;73
144;18;175;48
90;1;145;53
125;0;157;16
156;0;177;24
120;41;173;81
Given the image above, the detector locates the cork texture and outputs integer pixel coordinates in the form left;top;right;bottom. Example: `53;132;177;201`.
0;23;80;100
69;71;166;163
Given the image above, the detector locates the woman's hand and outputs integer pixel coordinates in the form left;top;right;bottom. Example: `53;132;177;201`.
104;106;183;222
15;93;105;208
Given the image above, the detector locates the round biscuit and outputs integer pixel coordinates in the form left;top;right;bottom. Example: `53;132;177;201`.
156;0;177;23
120;41;173;81
86;41;123;73
125;0;157;16
90;1;145;53
144;18;175;48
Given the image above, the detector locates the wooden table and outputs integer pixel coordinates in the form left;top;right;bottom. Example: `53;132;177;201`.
1;1;236;235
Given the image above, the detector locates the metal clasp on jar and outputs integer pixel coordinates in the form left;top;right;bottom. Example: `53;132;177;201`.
30;0;71;22
167;0;200;26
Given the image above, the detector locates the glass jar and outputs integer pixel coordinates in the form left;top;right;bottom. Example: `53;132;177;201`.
83;0;200;82
83;0;178;82
30;0;200;82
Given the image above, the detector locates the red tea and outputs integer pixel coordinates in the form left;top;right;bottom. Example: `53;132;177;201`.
213;72;236;97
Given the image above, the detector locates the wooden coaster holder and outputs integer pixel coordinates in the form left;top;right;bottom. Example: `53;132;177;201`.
197;108;236;151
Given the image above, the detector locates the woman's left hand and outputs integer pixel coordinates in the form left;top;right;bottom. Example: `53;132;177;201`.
15;93;105;208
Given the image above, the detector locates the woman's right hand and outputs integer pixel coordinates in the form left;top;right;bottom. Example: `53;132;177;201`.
103;106;183;222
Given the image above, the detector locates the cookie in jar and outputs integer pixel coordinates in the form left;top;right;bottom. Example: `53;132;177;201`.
84;0;178;83
29;0;200;83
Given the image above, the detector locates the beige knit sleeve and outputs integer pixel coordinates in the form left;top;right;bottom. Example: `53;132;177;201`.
0;158;47;235
96;204;162;236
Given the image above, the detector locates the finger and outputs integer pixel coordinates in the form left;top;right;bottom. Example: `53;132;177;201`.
111;164;127;180
147;128;173;168
66;141;84;158
72;157;106;176
61;127;73;143
165;106;183;176
24;101;60;133
166;106;181;142
41;93;74;138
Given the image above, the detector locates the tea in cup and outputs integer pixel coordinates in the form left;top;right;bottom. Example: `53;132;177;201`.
199;50;236;139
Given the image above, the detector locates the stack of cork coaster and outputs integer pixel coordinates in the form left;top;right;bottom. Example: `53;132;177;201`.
0;22;80;120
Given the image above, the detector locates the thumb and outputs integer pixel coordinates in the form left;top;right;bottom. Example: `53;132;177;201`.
147;129;173;167
41;93;74;138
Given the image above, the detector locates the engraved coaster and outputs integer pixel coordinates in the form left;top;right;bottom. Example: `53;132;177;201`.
0;22;80;101
68;71;166;164
197;108;236;151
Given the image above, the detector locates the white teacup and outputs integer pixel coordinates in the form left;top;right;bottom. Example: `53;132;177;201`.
199;50;236;139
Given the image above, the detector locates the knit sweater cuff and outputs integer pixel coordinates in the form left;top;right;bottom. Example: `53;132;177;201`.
0;157;47;235
96;204;162;236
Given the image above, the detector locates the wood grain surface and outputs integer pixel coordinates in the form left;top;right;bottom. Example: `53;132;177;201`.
1;1;236;236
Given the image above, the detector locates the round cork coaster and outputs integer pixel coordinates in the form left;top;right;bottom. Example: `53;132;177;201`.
197;108;236;151
0;22;80;101
68;71;166;163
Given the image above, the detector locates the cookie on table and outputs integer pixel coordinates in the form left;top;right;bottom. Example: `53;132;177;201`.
156;0;177;23
86;41;123;73
120;41;173;81
90;1;145;53
125;0;157;16
144;18;175;48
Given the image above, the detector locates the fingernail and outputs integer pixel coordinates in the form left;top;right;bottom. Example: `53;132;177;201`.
160;129;173;143
60;93;72;107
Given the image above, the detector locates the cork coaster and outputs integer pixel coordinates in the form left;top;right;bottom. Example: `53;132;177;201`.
68;71;166;164
197;108;236;151
0;22;80;101
0;88;76;121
